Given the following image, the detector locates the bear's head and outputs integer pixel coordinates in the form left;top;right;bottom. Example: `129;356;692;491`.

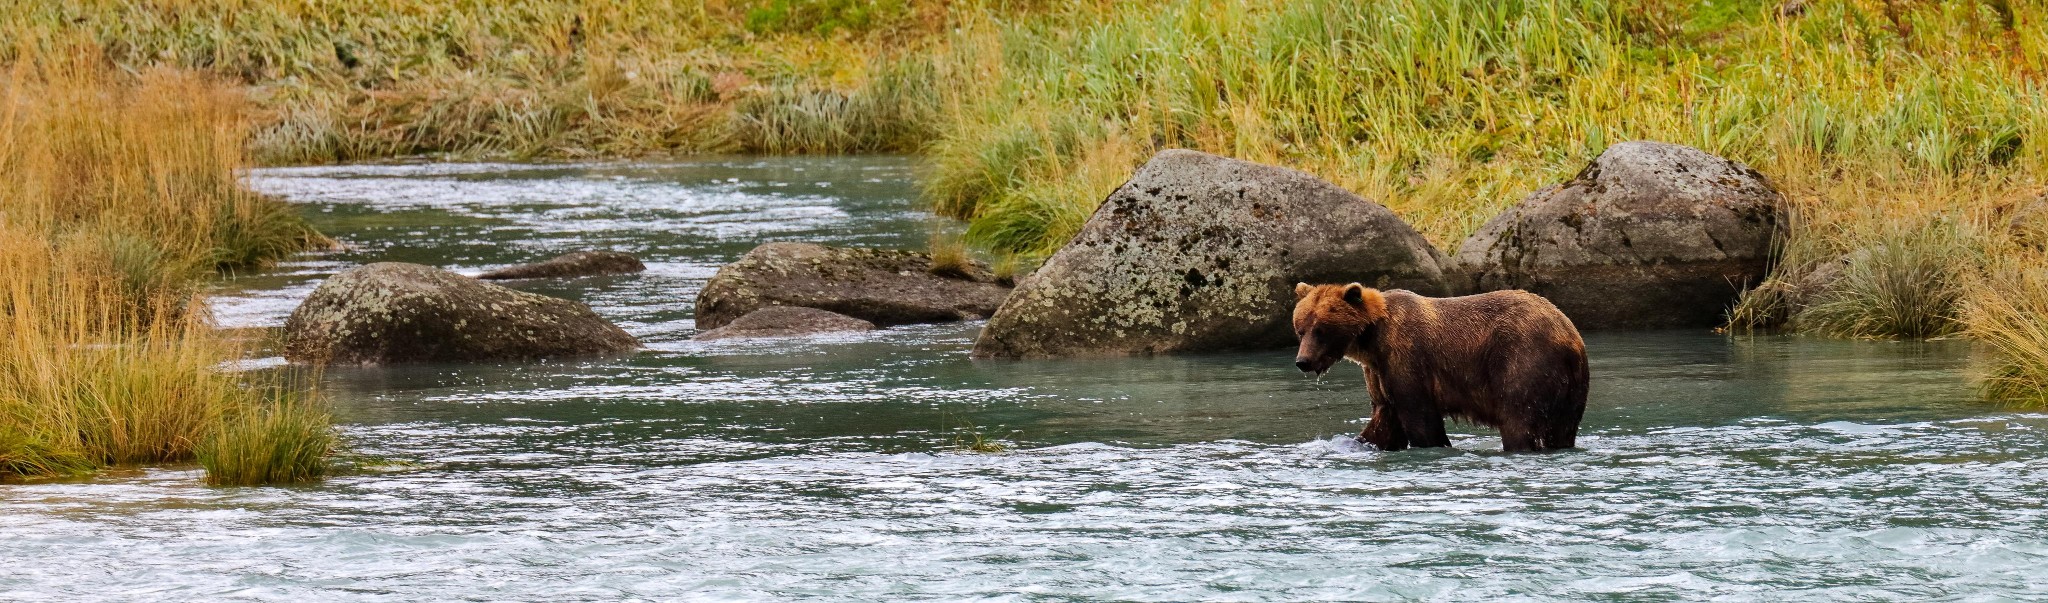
1291;282;1388;376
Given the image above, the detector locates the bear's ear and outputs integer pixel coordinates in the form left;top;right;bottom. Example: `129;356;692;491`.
1294;282;1313;299
1342;283;1367;306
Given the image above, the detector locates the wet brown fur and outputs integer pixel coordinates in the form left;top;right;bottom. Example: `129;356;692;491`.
1292;283;1590;452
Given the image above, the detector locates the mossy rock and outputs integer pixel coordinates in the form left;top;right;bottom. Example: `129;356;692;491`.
284;262;639;365
972;149;1452;358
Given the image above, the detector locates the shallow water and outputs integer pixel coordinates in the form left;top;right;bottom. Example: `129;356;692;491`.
4;158;2046;601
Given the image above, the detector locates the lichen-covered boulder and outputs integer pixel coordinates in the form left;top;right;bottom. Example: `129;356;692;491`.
694;243;1011;330
694;306;877;341
477;251;645;280
971;149;1452;359
284;262;639;365
1453;141;1783;329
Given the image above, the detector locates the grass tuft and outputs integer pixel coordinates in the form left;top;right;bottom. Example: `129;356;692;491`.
1966;257;2048;406
925;231;972;279
0;51;332;484
1795;220;1973;340
200;390;335;486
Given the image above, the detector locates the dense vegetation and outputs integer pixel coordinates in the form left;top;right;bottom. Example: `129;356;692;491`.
5;0;2047;406
0;55;333;484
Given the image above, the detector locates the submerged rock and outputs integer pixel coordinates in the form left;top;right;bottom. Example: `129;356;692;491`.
694;306;877;341
284;262;640;365
693;242;1011;330
1454;141;1783;329
477;251;646;280
972;149;1452;359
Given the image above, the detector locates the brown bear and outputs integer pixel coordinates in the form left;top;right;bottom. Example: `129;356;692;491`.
1291;283;1589;452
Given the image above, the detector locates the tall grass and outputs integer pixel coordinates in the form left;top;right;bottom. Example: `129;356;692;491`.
1794;220;1973;339
3;0;959;162
0;53;332;484
199;390;334;486
1966;253;2048;406
924;0;2044;255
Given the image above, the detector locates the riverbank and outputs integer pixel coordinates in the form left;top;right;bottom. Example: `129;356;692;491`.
4;0;962;162
12;0;2048;403
0;56;332;483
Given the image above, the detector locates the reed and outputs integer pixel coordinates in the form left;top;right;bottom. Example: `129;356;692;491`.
1965;252;2048;406
0;53;331;483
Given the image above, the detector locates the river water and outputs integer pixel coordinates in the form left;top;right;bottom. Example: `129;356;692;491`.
4;158;2046;601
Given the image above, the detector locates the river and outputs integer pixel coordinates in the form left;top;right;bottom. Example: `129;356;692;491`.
2;158;2044;600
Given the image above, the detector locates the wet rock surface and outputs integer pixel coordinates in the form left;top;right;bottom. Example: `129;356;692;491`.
284;262;640;365
973;149;1452;358
477;251;646;280
693;306;877;341
694;242;1011;330
1454;141;1783;329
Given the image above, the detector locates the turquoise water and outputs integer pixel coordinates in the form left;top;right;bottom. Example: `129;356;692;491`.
2;158;2044;601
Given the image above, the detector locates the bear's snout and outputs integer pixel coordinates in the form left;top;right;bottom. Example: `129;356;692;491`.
1294;356;1332;376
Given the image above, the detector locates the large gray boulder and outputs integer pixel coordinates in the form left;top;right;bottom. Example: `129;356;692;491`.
694;306;877;341
972;149;1452;359
694;243;1011;330
477;251;645;280
284;262;639;365
1453;141;1783;329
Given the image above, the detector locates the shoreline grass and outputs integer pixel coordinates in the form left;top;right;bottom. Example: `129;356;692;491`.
5;0;962;163
0;52;333;484
1966;252;2048;407
924;0;2042;254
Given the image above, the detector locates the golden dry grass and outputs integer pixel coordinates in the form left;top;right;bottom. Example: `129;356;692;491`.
5;0;963;162
0;51;331;484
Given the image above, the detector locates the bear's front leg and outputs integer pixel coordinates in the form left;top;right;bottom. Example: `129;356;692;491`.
1358;404;1409;451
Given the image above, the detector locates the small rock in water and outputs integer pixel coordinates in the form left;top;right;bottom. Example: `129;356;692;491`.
477;250;646;280
694;242;1009;330
284;262;640;365
694;306;877;341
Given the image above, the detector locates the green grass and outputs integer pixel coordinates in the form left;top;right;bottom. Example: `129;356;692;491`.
924;0;2044;255
1794;219;1974;339
948;419;1011;454
200;390;335;486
